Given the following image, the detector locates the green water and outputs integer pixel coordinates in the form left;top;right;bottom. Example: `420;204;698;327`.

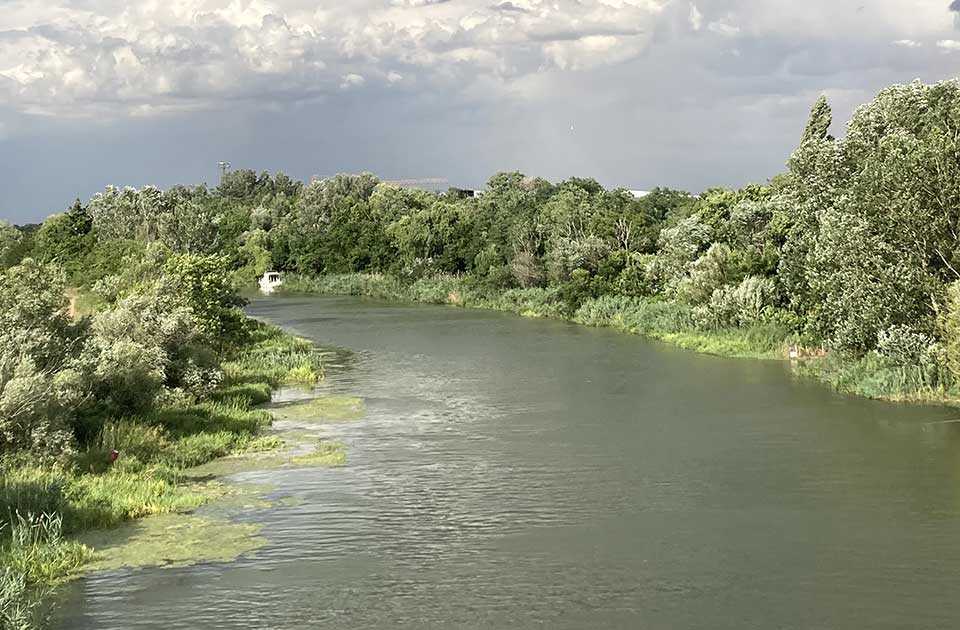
58;295;960;629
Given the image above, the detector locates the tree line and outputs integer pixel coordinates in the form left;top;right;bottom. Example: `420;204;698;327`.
4;79;960;404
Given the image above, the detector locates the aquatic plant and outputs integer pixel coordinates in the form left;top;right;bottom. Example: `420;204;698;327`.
0;513;90;630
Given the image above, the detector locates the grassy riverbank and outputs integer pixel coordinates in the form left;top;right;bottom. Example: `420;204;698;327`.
282;272;793;361
0;320;324;630
280;273;960;405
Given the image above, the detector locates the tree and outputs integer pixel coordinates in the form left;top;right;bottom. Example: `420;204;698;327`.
164;254;246;343
780;80;960;349
0;260;85;456
156;196;222;255
800;95;833;145
0;221;22;269
284;174;389;273
30;200;93;279
87;186;168;242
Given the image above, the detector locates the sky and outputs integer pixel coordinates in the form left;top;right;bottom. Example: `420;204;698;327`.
1;0;959;223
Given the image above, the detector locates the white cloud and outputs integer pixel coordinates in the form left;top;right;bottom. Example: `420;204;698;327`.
689;4;703;31
0;0;955;121
707;20;740;37
0;0;668;116
937;39;960;50
340;73;365;89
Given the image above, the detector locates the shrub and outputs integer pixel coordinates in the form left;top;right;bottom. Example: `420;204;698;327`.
545;235;610;284
676;243;733;304
509;251;544;288
615;253;660;297
876;325;935;367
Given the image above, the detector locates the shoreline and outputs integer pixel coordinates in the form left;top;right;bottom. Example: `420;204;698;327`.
278;273;960;408
1;318;356;629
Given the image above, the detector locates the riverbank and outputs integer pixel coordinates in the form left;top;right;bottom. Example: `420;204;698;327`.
280;273;960;406
0;319;326;630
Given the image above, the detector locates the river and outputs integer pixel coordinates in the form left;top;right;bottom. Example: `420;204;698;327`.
57;295;960;629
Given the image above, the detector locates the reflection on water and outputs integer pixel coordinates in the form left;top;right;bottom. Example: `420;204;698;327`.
57;296;960;629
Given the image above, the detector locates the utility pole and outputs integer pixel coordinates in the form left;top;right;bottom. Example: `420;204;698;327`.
218;161;231;183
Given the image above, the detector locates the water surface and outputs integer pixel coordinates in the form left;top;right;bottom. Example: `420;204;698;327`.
59;295;960;629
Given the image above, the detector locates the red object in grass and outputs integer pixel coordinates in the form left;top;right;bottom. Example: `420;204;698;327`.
110;450;120;462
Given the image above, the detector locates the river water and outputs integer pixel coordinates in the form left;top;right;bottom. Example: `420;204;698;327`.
58;295;960;629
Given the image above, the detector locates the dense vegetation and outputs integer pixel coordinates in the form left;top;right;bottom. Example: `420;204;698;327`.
25;82;960;399
0;246;322;628
5;82;960;406
4;77;960;626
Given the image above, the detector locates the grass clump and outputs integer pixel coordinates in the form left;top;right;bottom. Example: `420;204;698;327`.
1;513;90;630
797;351;960;404
222;320;325;387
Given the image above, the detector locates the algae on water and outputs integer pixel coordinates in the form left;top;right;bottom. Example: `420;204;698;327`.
76;395;359;576
291;440;347;466
269;396;365;423
79;513;266;573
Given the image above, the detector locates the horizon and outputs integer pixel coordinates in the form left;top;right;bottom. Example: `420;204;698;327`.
3;0;960;222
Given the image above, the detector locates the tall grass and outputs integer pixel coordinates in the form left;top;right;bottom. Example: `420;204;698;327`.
283;273;792;360
282;273;407;301
1;513;90;630
797;351;960;403
222;320;324;387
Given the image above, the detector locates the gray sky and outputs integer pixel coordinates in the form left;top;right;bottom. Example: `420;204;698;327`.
1;0;959;223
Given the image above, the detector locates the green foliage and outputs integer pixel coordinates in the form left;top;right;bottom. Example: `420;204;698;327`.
0;261;85;458
782;81;960;351
0;221;25;270
1;513;89;630
164;255;246;342
800;95;833;145
29;201;93;280
939;281;960;377
221;320;324;387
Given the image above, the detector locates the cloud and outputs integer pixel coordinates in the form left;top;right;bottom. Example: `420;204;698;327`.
340;73;365;89
708;20;740;37
5;0;960;224
390;0;453;6
951;0;960;11
689;4;703;31
490;2;531;13
0;0;668;116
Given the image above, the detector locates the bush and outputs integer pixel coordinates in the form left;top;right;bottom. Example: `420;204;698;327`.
615;253;660;297
509;251;544;288
545;235;610;284
876;325;935;366
676;243;733;304
693;275;778;330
